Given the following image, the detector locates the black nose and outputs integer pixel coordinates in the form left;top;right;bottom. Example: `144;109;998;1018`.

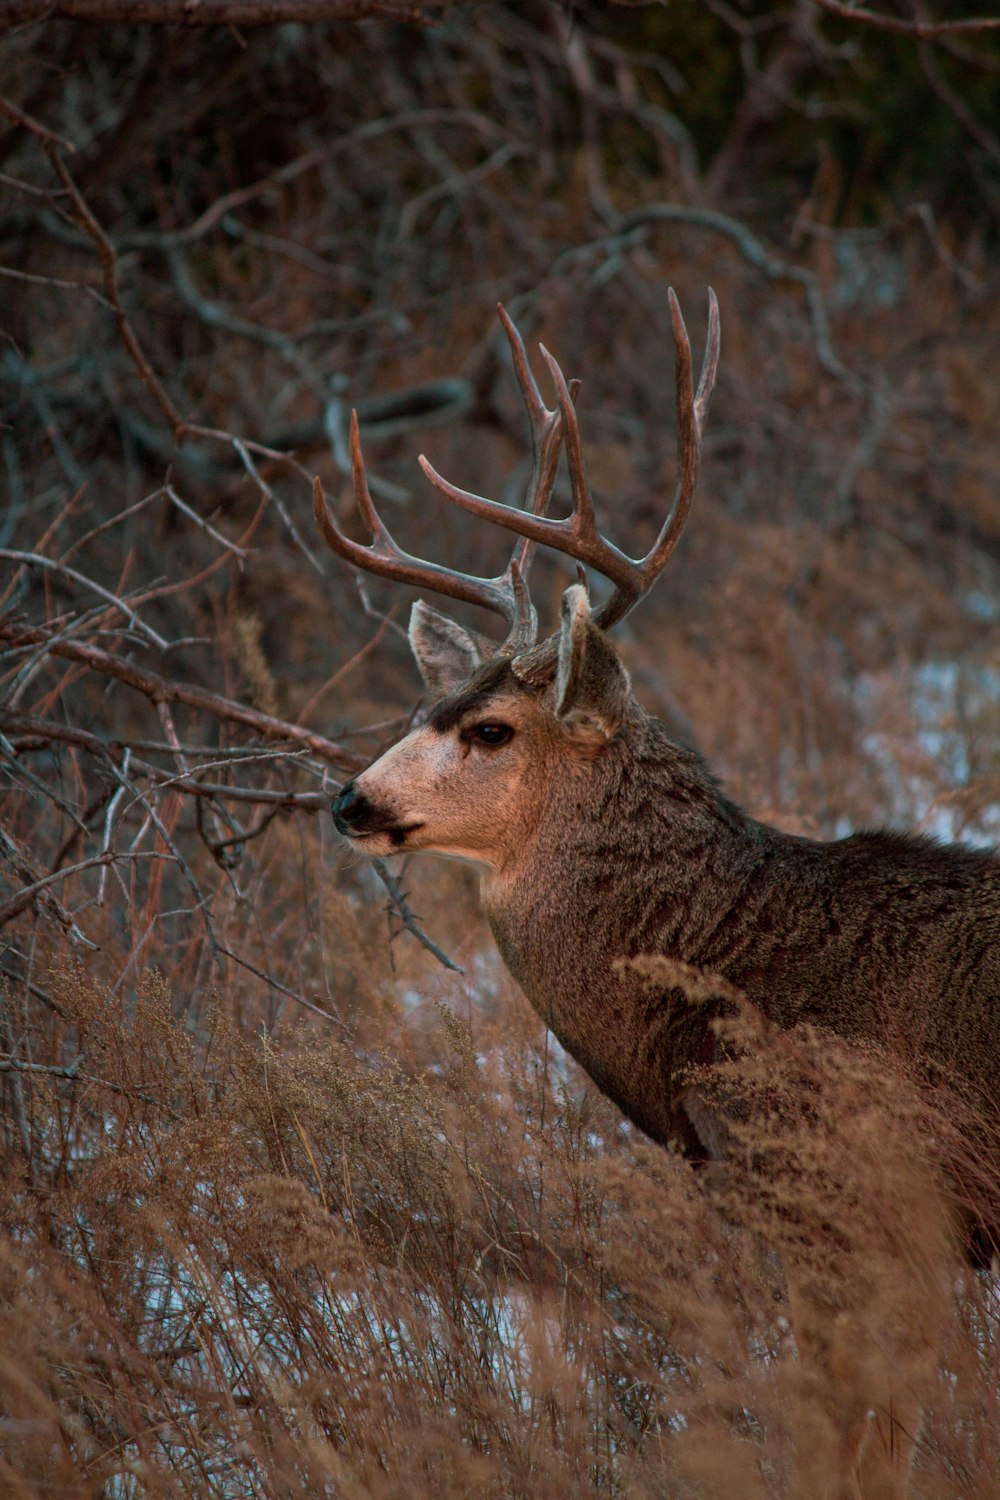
332;782;371;834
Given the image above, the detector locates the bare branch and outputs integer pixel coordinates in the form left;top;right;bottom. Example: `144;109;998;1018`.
0;850;169;927
40;145;186;436
1;0;436;23
615;203;865;395
163;486;251;561
0;550;169;651
0;1052;163;1104
916;34;1000;165
213;943;347;1025
811;1;1000;39
0;1056;83;1078
0;623;366;773
0;95;75;151
112;110;510;253
137;776;328;809
0;827;97;947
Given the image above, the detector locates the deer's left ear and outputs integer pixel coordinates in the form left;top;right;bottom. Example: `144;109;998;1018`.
409;601;484;698
554;584;630;737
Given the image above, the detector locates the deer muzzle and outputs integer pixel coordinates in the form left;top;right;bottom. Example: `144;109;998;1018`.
332;782;420;846
332;782;377;835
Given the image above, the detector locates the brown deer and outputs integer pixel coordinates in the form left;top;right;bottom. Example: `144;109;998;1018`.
313;296;999;1500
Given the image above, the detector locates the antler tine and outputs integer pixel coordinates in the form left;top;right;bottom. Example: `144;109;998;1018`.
590;287;720;634
414;307;566;624
495;304;563;588
312;411;535;647
537;343;603;552
695;287;721;427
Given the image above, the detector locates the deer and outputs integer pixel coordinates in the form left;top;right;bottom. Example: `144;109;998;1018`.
312;294;999;1500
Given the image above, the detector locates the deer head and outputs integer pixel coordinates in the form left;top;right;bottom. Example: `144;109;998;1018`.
314;292;719;874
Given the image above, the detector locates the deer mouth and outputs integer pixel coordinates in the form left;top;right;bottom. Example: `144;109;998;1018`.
351;822;423;847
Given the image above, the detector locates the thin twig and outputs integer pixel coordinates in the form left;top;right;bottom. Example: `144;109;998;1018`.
230;439;323;573
43;147;186;436
910;204;982;294
0;95;76;151
0;847;170;926
372;858;464;974
294;609;398;727
99;757;220;957
811;1;1000;38
916;34;1000;166
1;714;336;806
0;1052;164;1105
214;944;346;1025
57;490;163;566
0;827;97;948
0;550;169;651
163;486;251;560
113;109;510;251
615;202;865;395
135;772;329;809
98;751;130;905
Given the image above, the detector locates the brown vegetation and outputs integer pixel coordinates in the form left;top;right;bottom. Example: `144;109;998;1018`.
1;3;998;1495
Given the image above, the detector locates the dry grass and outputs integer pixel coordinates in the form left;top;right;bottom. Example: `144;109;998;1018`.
0;949;997;1498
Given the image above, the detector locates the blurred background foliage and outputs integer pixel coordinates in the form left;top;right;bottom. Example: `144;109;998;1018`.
1;2;999;1495
613;1;1000;227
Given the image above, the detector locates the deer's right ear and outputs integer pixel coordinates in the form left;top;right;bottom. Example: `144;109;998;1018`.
409;600;484;698
555;584;630;737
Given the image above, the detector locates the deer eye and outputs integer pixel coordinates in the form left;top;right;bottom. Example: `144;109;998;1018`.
465;722;514;748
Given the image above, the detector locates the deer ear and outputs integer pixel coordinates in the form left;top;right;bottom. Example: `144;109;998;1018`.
409;600;484;698
554;584;630;736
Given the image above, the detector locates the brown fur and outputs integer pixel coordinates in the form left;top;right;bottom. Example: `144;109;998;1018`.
488;701;1000;1178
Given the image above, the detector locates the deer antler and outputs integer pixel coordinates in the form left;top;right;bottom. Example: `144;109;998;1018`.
418;290;720;654
312;305;563;655
315;292;719;669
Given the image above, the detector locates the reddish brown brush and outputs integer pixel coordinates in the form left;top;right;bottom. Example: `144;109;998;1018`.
0;962;997;1498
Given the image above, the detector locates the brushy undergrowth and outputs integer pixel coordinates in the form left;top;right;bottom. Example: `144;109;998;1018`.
1;955;997;1499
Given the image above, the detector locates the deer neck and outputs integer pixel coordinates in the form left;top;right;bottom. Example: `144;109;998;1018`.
479;713;770;1144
